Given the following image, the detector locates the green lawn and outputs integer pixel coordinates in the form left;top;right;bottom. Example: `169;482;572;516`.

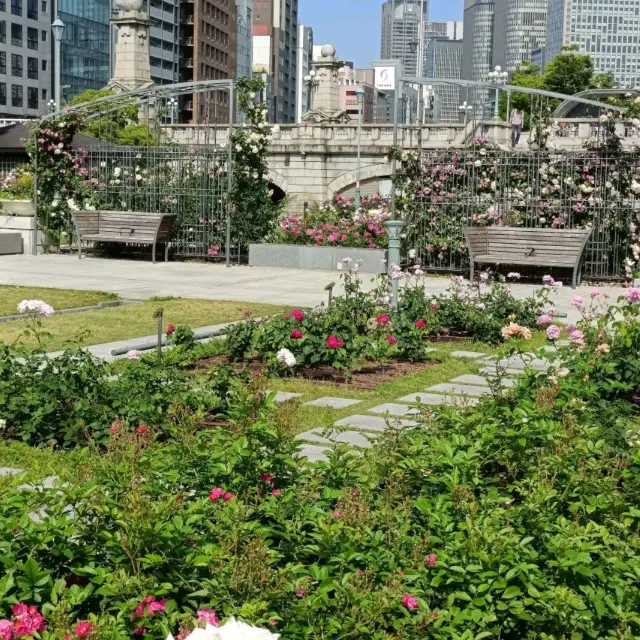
0;298;291;350
0;285;117;317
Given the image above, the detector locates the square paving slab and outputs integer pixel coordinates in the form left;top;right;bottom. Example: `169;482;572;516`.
334;414;418;432
451;374;516;388
398;392;480;406
268;391;303;403
304;397;362;409
450;350;487;359
369;403;421;417
479;366;523;377
295;445;329;463
427;383;492;396
332;430;375;448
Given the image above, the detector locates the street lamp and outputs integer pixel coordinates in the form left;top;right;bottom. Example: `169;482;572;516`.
304;69;319;110
51;19;65;110
47;99;57;114
354;85;365;210
459;100;473;126
167;97;178;124
487;65;508;120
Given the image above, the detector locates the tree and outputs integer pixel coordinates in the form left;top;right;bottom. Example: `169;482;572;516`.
499;63;544;123
543;45;594;96
70;88;158;146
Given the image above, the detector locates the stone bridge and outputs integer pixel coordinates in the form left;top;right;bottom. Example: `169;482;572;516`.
164;118;640;215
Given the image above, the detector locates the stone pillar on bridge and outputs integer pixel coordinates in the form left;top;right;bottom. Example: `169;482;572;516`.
303;44;350;124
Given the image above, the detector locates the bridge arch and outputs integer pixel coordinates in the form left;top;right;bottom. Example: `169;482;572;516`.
326;162;393;199
267;169;289;203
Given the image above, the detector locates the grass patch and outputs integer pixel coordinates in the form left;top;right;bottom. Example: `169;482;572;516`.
0;299;290;350
0;285;117;317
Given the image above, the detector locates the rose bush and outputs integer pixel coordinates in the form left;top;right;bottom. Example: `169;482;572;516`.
1;296;640;637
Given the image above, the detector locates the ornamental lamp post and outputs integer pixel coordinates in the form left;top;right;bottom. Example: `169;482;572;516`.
487;65;508;120
52;19;65;110
354;85;365;210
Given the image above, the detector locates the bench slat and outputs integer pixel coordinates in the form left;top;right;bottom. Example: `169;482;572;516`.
475;254;576;267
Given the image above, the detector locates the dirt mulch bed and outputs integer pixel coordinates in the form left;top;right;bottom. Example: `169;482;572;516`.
191;355;439;390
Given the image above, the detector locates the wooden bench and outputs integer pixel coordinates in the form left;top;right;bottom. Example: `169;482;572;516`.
72;211;175;263
464;226;592;288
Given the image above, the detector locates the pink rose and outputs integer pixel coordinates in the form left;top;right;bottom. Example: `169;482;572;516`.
546;325;561;340
326;335;344;349
291;329;303;340
74;621;95;637
209;488;225;501
376;314;390;325
197;610;220;627
291;309;305;321
387;335;397;345
401;594;419;610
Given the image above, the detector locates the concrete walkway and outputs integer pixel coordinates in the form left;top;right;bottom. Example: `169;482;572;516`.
0;254;625;323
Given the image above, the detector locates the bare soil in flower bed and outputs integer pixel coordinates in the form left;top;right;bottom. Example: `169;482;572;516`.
191;355;438;390
432;333;473;343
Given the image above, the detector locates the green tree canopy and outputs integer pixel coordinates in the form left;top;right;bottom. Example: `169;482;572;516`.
71;88;158;146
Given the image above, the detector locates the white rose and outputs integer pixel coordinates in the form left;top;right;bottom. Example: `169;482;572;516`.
57;142;64;149
54;149;61;155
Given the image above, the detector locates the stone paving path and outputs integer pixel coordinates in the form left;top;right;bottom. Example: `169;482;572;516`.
294;349;555;463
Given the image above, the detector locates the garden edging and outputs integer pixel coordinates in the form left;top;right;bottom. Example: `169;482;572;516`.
249;243;386;273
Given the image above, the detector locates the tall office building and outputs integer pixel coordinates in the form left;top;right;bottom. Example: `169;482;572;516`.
58;0;110;100
253;0;298;123
236;0;253;79
148;0;179;85
492;0;547;73
381;0;428;77
180;0;237;123
461;0;493;116
545;0;640;88
425;37;463;122
295;24;312;122
0;0;52;116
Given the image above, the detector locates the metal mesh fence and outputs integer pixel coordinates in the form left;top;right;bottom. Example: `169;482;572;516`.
405;146;640;280
78;145;230;258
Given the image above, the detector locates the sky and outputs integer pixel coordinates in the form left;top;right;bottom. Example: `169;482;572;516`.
298;0;463;68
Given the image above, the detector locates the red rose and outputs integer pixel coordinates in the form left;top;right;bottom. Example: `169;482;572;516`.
291;309;305;321
415;320;426;329
165;324;176;336
376;314;390;325
136;426;148;434
290;329;303;340
387;335;397;345
326;335;344;349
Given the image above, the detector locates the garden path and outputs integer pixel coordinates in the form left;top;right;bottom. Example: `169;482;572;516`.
292;350;556;462
0;255;624;324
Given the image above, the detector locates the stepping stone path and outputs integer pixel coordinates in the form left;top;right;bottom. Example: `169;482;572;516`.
273;347;556;463
304;397;361;409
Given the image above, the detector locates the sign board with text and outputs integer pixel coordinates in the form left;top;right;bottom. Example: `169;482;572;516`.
375;66;396;91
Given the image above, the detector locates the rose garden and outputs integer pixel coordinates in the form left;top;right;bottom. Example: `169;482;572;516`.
0;81;640;640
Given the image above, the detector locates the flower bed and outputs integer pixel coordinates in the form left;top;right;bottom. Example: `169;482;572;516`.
0;287;640;637
222;263;555;377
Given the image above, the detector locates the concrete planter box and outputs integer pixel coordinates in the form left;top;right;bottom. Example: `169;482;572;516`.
0;199;34;217
249;244;386;273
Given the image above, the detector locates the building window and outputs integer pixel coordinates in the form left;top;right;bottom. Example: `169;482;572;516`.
0;52;5;74
40;0;45;10
11;84;23;107
41;58;46;70
27;25;36;48
11;21;21;45
0;20;5;43
27;56;37;79
0;0;5;11
41;87;46;100
0;83;5;106
26;0;35;19
10;0;20;15
11;53;22;76
41;28;46;41
27;85;37;109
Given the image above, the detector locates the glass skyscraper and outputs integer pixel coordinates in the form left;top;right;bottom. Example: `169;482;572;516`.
58;0;110;100
545;0;640;88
